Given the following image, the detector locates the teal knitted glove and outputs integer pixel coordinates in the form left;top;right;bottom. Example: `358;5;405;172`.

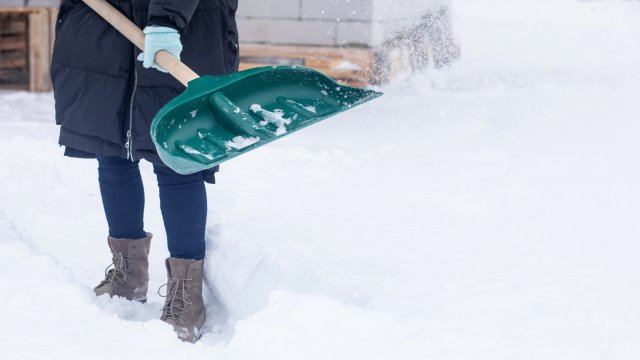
137;26;182;73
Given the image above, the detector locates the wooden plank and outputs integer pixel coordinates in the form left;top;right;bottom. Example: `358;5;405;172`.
27;8;51;92
0;7;61;91
0;52;27;69
239;43;376;86
1;21;27;35
0;83;30;91
240;45;374;62
0;67;28;84
0;58;27;69
0;8;44;15
244;45;374;64
241;48;373;72
241;44;370;58
0;15;28;34
0;35;27;51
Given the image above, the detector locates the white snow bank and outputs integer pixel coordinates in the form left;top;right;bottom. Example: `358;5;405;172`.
0;216;218;360
227;290;417;360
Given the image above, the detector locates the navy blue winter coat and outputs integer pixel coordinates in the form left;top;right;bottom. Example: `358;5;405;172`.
51;0;239;182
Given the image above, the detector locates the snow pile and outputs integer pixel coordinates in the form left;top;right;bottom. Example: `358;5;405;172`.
227;291;417;360
1;0;640;359
250;104;292;135
225;136;260;150
335;60;362;71
178;143;215;160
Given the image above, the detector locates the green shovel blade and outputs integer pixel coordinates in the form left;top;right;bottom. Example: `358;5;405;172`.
151;66;383;174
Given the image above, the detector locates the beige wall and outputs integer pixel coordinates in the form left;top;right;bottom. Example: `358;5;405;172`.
236;0;450;47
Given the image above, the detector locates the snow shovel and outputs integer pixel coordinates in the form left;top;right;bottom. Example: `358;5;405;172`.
82;0;383;174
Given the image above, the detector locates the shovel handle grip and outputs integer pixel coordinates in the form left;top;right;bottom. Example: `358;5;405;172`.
82;0;199;86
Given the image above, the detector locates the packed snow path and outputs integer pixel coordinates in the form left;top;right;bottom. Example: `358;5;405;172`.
2;1;640;359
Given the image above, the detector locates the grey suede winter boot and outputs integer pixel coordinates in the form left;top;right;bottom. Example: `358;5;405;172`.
94;233;152;302
160;257;205;343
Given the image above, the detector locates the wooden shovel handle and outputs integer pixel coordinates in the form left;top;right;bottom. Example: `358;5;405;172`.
82;0;199;86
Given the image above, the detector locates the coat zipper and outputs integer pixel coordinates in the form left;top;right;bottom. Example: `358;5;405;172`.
125;4;137;160
126;57;138;160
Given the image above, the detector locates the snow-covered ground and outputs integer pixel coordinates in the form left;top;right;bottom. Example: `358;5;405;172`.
2;1;640;359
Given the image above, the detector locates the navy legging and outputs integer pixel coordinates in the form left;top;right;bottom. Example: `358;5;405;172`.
97;155;207;260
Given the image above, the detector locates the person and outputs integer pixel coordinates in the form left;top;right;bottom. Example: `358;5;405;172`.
51;0;239;342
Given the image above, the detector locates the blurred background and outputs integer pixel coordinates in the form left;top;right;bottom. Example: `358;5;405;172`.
0;0;459;91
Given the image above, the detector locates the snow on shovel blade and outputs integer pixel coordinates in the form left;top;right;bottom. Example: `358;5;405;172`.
150;66;382;174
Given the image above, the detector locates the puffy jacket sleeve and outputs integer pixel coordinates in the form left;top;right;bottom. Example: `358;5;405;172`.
148;0;201;33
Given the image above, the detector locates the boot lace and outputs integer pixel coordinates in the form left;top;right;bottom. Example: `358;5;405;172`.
159;276;193;326
96;253;131;289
